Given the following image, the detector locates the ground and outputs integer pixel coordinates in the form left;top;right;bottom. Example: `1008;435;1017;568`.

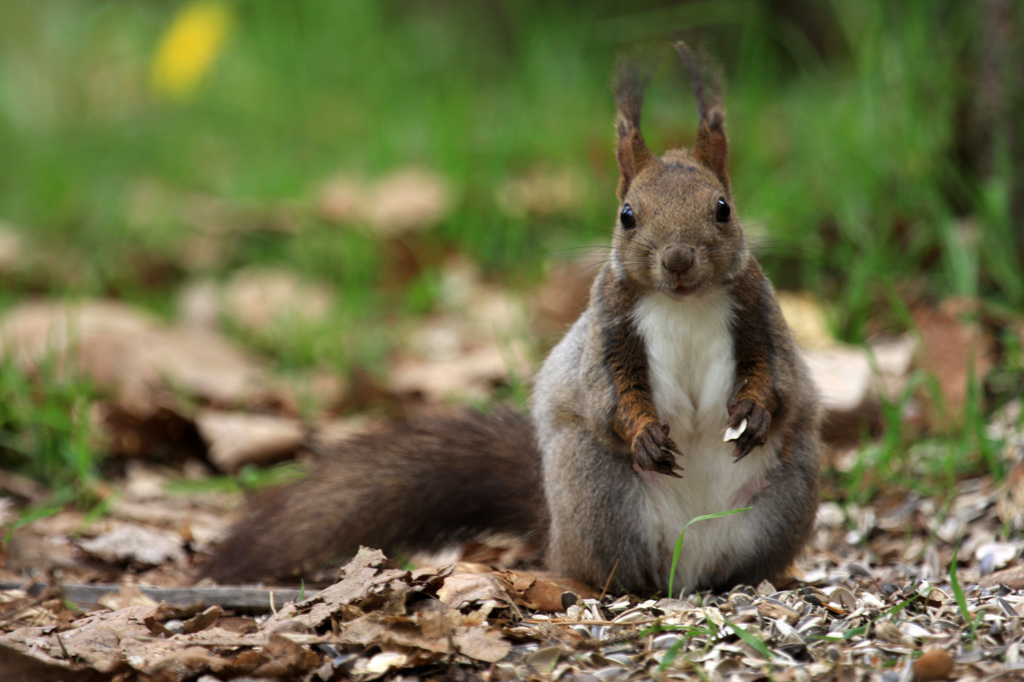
1;1;1023;680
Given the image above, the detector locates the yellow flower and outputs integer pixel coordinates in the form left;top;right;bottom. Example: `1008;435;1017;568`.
150;1;232;99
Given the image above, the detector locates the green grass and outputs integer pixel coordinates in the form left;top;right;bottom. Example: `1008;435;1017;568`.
0;354;101;506
667;507;751;599
949;544;978;644
0;0;1020;501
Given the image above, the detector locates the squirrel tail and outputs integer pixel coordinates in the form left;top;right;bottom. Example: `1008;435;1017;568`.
201;407;547;583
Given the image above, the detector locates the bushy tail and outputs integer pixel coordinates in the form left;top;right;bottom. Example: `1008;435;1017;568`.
201;407;547;583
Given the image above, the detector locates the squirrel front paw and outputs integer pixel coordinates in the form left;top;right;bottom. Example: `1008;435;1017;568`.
724;399;771;462
632;421;684;478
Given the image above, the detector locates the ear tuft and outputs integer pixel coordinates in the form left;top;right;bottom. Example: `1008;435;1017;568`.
674;42;729;190
612;50;658;199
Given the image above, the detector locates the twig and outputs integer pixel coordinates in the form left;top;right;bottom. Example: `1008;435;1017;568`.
0;582;307;613
598;558;620;601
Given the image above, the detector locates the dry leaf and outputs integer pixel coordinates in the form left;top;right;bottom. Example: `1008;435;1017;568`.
802;346;872;414
364;167;452;236
437;257;529;339
494;166;586;218
532;256;597;335
436;573;511;610
453;626;511;663
912;299;993;423
0;300;267;415
389;342;529;403
0;641;96;682
912;647;955;680
221;267;333;335
95;582;159;611
194;409;304;472
319;167;453;237
778;291;833;350
77;524;186;567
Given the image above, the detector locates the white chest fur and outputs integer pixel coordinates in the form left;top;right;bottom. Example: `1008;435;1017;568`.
632;289;778;594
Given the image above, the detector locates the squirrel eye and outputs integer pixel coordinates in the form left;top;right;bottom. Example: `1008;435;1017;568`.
620;204;636;230
715;198;731;223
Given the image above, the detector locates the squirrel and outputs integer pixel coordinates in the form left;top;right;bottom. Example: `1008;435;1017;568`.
202;44;821;597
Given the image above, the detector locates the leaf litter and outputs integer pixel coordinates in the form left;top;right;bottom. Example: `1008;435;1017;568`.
1;255;1023;679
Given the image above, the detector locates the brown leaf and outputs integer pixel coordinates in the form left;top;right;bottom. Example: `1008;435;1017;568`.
194;409;305;472
389;343;529;404
95;582;160;612
436;573;511;611
978;562;1024;589
0;300;268;415
0;641;97;682
251;633;322;678
912;299;994;425
778;291;834;350
452;625;511;663
221;267;334;335
498;571;599;613
912;647;954;680
364;168;452;236
77;524;185;568
532;257;596;336
319;167;453;237
494;166;586;218
181;605;223;634
262;547;404;632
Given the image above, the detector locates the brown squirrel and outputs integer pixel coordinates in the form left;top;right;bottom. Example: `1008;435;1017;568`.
203;44;821;597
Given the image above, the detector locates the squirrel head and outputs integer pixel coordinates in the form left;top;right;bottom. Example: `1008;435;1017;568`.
611;43;749;298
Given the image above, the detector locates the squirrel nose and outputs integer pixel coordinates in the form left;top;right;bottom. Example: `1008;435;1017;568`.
661;246;696;275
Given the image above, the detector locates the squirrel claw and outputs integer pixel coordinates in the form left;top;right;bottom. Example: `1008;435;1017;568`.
632;422;684;478
725;399;771;461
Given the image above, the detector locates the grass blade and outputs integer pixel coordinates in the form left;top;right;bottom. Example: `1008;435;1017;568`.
949;544;976;643
667;507;752;598
725;621;773;660
658;638;686;671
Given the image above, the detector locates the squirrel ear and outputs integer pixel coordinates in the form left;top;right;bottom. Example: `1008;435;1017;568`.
675;42;730;192
613;52;656;200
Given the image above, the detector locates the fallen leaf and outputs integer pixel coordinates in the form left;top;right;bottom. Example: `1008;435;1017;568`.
802;346;873;414
250;633;322;678
95;582;159;611
221;267;333;336
452;626;511;663
778;291;833;350
912;647;954;680
494;166;586;218
436;573;511;610
364;167;452;236
0;641;96;682
532;257;597;336
181;605;223;634
263;547;402;632
912;299;994;425
195;409;305;472
389;342;529;403
319;168;453;237
0;300;268;415
77;524;186;568
498;571;598;613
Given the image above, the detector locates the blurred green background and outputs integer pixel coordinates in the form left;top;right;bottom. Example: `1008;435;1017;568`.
2;0;1020;334
0;0;1022;500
